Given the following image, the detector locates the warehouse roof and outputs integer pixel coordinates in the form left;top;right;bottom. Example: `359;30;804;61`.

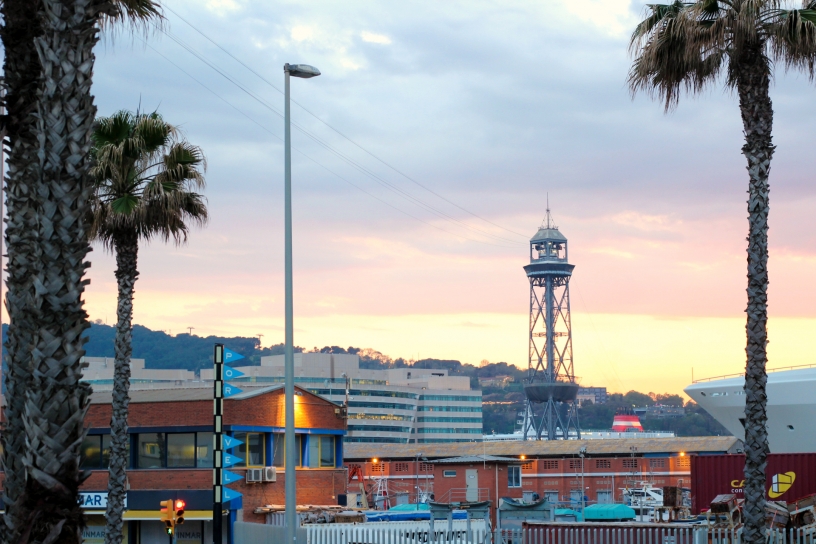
344;436;742;460
433;455;521;464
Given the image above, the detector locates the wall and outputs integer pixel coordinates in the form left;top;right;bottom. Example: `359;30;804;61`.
433;462;524;526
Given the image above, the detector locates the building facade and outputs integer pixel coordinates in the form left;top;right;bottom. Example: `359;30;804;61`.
577;386;608;404
201;353;483;444
344;436;742;520
78;384;345;543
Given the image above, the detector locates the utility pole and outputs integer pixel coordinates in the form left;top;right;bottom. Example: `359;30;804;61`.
187;326;195;336
256;333;264;347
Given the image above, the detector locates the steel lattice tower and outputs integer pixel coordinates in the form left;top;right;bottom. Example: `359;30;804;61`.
522;209;581;440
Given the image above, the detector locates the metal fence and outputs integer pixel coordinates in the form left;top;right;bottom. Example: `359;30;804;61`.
233;523;816;544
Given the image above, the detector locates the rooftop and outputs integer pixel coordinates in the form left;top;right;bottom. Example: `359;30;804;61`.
344;436;742;460
88;384;325;404
530;227;567;243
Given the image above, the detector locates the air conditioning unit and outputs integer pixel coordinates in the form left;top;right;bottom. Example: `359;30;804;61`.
263;466;277;482
246;468;263;483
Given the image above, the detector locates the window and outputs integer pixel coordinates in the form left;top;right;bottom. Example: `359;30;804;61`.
418;406;482;412
541;460;559;470
167;433;196;468
416;428;482;434
370;462;385;473
416;417;482;423
595;459;611;469
649;458;666;469
443;470;457;477
419;394;481;402
522;462;533;470
395;462;409;473
677;456;690;468
273;434;301;467
138;433;166;468
508;466;521;488
234;432;265;468
347;425;413;433
569;459;582;470
80;435;112;469
196;432;214;468
420;462;434;472
623;458;638;469
544;491;559;503
307;435;336;468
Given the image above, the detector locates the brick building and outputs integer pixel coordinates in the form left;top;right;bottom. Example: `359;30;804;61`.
345;436;742;523
78;384;346;543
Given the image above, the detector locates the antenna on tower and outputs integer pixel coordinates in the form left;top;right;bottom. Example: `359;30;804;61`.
544;194;557;229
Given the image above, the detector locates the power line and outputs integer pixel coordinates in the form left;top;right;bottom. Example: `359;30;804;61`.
157;26;524;246
138;39;518;249
162;4;530;241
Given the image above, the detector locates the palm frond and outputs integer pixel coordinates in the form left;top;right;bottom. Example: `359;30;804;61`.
99;0;163;33
89;108;208;250
768;7;816;76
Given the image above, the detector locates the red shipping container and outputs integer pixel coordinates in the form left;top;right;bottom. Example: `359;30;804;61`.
691;454;816;514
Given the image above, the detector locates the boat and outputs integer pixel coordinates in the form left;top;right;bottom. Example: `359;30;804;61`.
684;364;816;453
621;482;664;510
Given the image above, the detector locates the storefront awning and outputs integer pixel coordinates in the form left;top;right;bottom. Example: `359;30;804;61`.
84;510;213;520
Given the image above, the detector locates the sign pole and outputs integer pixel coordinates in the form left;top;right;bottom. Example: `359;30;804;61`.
213;344;224;544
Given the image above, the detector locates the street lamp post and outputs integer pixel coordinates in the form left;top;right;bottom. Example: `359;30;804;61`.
284;62;320;544
579;446;587;513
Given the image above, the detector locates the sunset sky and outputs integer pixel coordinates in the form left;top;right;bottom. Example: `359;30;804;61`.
73;0;816;396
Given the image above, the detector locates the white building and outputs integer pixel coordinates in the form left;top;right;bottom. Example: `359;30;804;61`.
201;352;484;444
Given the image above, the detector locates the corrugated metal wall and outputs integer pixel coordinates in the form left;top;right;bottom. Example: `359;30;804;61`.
691;454;816;513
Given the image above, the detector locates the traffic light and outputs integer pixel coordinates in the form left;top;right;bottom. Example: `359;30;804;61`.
160;499;175;535
174;499;186;526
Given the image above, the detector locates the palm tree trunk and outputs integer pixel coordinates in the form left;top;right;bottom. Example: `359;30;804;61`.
0;2;44;543
736;45;773;544
104;231;138;544
19;0;99;542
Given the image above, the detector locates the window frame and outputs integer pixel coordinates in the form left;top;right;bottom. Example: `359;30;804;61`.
508;465;522;488
234;432;266;468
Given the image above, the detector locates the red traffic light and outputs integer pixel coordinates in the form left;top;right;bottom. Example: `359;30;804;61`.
175;500;185;511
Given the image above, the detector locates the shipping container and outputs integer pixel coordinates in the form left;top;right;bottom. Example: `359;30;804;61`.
691;454;816;514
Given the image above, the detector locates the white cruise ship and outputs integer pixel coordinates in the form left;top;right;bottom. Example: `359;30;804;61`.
684;365;816;453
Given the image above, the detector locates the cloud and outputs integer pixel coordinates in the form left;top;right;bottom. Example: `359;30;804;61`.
206;0;240;15
360;31;392;45
85;0;816;395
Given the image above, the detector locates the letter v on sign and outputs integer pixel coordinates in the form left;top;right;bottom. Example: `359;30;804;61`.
223;435;244;450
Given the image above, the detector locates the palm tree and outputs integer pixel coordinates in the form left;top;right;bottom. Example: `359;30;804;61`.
89;110;207;544
1;2;159;543
0;3;45;543
628;2;816;541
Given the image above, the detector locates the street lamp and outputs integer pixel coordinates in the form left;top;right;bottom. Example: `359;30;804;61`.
578;446;587;513
415;453;422;508
284;62;320;544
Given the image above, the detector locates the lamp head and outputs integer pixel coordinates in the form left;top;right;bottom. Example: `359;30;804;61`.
285;63;321;78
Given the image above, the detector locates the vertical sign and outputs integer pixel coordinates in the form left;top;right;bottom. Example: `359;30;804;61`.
213;344;224;544
213;344;245;544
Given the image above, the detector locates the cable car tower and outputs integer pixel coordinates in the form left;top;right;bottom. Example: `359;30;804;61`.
522;207;580;440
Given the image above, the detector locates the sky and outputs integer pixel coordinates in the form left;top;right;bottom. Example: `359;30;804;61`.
68;0;816;395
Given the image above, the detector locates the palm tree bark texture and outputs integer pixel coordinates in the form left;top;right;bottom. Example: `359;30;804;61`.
735;42;772;544
628;2;816;542
19;0;100;541
105;230;138;544
0;1;45;543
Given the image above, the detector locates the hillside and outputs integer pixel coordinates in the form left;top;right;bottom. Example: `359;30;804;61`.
1;322;302;371
0;323;730;437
